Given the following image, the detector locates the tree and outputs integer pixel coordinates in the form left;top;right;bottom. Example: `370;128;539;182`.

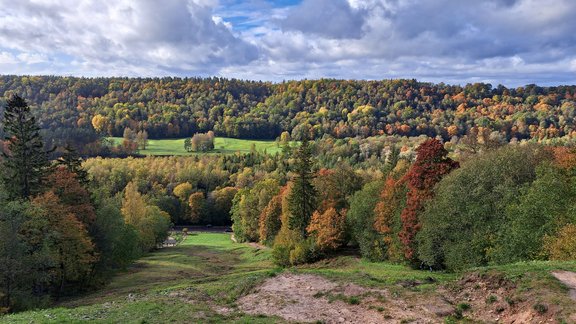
417;145;548;270
91;114;108;133
1;95;51;199
121;181;171;252
187;192;206;223
135;130;148;150
47;167;96;225
57;145;89;186
543;224;576;261
208;187;238;225
173;182;194;201
231;179;280;242
399;139;458;264
307;207;346;252
184;138;192;152
32;191;97;297
287;137;317;236
259;190;284;246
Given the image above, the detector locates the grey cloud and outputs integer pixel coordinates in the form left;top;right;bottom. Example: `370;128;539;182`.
0;0;259;73
280;0;367;39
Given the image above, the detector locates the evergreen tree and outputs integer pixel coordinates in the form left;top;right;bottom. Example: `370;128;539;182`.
1;95;51;199
57;145;89;186
287;137;317;237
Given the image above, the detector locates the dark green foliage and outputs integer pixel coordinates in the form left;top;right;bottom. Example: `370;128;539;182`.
346;181;386;261
90;198;141;281
1;95;51;199
417;145;549;270
57;145;89;186
494;163;576;263
287;137;317;236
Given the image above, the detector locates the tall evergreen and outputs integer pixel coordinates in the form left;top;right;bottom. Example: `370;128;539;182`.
57;145;89;186
1;95;50;199
287;136;317;237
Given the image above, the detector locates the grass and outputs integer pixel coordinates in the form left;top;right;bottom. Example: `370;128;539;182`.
3;233;576;323
108;137;295;156
2;233;278;323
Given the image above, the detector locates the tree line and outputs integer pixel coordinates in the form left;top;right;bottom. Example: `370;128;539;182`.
2;76;576;157
230;136;576;270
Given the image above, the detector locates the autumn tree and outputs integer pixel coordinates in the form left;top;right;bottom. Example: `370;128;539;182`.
231;179;280;242
307;207;346;252
543;224;576;261
121;181;171;251
187;192;206;223
32;191;97;297
135;130;148;150
1;95;51;199
259;189;284;246
399;139;458;264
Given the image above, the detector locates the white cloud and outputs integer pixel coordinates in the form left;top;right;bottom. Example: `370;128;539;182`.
0;0;575;85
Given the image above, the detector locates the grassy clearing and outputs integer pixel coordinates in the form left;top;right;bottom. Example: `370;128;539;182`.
108;137;292;156
2;233;279;323
3;233;576;323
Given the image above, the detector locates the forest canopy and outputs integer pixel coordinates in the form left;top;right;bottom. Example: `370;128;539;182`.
1;76;576;150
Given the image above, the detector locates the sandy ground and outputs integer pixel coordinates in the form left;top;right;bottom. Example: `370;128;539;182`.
551;271;576;300
237;273;451;323
233;271;576;323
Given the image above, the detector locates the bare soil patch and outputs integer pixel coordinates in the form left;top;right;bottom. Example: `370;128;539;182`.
237;273;451;323
443;272;570;323
551;270;576;300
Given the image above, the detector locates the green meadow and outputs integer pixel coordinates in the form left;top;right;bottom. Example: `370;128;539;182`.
108;137;291;156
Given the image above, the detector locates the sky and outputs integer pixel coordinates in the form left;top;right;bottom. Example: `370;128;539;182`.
0;0;575;86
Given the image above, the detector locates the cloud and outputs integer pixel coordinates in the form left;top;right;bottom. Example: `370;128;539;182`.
279;0;367;39
0;0;575;85
0;0;258;75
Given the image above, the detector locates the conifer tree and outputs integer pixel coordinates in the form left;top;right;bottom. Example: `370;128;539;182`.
1;95;50;199
287;136;317;237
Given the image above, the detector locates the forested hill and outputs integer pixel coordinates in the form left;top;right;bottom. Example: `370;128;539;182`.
1;75;576;142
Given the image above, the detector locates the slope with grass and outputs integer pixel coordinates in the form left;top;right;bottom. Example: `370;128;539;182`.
3;233;576;323
108;137;290;156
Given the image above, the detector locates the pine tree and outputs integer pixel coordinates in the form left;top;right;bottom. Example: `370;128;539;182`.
287;137;317;237
57;145;89;186
1;95;51;199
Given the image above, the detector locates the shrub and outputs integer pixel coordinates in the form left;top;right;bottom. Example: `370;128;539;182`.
542;224;576;260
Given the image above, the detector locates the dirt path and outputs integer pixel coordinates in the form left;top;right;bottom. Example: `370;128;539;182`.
237;273;451;324
551;271;576;300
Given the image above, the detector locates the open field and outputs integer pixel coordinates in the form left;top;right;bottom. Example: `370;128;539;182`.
108;137;291;156
3;233;576;323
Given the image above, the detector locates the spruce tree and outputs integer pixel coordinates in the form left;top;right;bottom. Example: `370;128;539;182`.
57;144;89;186
1;95;50;199
287;136;317;237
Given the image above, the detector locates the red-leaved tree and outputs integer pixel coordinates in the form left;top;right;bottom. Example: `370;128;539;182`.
399;139;459;263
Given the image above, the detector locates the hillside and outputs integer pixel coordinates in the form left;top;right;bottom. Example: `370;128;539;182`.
1;76;576;148
2;232;575;323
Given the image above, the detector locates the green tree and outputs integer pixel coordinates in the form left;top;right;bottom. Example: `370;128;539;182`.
1;95;51;199
417;145;548;271
287;137;317;236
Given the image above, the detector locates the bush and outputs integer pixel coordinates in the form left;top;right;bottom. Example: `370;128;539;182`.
543;224;576;260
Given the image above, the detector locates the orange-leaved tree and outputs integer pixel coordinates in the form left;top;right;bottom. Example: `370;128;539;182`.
307;206;347;252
